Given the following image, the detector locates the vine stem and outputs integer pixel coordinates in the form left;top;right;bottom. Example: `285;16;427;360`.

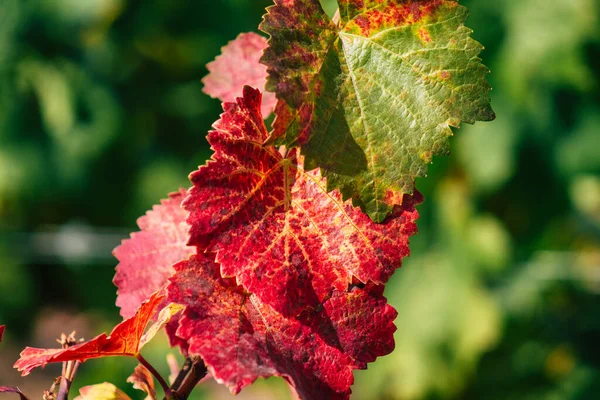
170;358;193;391
136;354;173;400
173;358;208;400
55;332;83;400
56;377;70;400
56;361;80;400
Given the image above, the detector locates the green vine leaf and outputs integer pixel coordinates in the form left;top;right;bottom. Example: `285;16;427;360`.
261;0;495;222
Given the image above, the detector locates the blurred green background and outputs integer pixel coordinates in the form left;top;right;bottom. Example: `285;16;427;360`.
0;0;599;399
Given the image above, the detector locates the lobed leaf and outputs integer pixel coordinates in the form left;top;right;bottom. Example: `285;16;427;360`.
14;292;166;376
113;190;193;352
184;87;420;316
203;32;276;118
260;0;337;109
261;0;494;222
127;364;156;400
113;189;193;319
167;253;397;400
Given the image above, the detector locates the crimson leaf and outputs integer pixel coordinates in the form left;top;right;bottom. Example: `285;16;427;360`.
167;253;397;400
184;86;420;316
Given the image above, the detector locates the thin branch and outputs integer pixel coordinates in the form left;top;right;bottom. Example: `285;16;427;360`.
173;358;208;400
70;362;81;380
55;375;71;400
55;332;83;400
64;361;74;382
170;358;193;391
43;378;60;400
137;354;173;399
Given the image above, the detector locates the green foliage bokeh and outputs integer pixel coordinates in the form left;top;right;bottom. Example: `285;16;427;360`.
0;0;598;399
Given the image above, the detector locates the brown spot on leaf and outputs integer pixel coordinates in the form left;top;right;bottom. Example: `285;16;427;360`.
419;151;433;163
344;0;447;36
354;15;372;36
385;189;405;206
418;27;432;43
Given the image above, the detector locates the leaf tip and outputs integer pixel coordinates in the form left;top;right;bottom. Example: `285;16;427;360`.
0;386;30;400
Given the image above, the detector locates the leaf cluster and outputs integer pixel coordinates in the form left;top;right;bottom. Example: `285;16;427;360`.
2;1;494;399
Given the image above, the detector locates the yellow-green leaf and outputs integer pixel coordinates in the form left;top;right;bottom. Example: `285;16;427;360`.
261;0;494;222
74;383;131;400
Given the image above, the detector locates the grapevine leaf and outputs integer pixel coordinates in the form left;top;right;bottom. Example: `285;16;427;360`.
0;387;29;400
14;292;167;376
203;32;276;118
164;315;188;355
261;0;494;222
0;325;5;342
113;189;193;319
260;0;337;110
184;87;420;316
127;364;156;400
138;303;184;350
167;253;397;400
74;383;131;400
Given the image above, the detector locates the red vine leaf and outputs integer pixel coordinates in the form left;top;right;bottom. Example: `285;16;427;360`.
167;253;397;400
0;325;5;342
127;364;156;400
0;387;29;400
184;87;420;316
14;292;165;376
113;189;193;319
138;303;184;350
203;32;276;118
164;314;188;355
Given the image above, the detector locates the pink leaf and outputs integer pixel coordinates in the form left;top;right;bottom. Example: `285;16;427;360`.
113;189;193;319
203;32;276;118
